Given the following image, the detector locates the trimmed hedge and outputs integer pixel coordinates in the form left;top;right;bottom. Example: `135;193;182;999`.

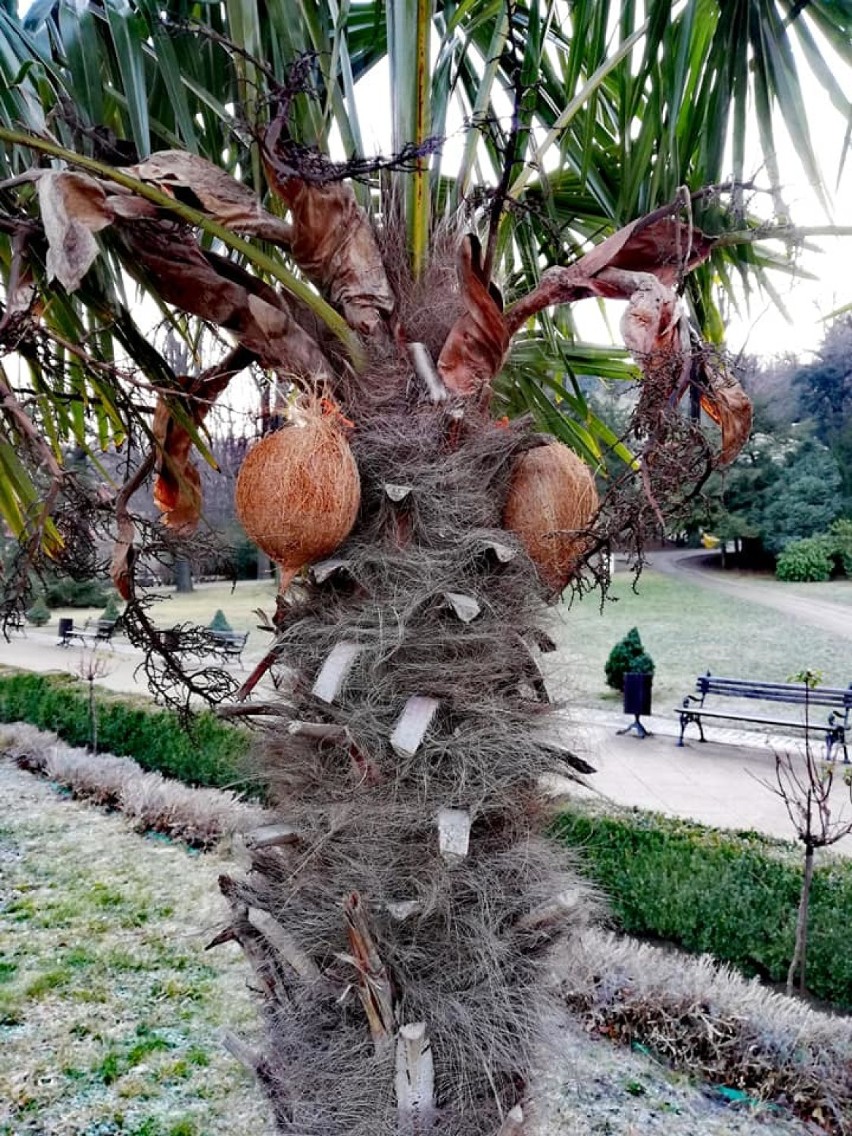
555;804;852;1009
0;669;253;793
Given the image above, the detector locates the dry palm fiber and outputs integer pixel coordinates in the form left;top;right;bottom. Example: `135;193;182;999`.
234;397;361;591
503;441;600;591
219;325;607;1135
562;929;852;1134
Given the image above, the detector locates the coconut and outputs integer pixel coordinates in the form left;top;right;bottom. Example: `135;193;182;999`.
503;441;599;591
235;401;361;591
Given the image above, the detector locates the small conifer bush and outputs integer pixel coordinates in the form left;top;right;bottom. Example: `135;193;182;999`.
25;595;50;627
99;594;122;623
605;627;655;692
207;608;232;632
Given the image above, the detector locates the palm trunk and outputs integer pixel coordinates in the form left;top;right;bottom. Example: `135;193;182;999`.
219;378;599;1134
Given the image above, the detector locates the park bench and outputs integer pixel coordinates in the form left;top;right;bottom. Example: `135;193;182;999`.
4;611;26;635
58;618;118;648
676;673;852;762
205;628;249;663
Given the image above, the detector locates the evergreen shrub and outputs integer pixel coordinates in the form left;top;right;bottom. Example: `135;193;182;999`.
25;596;50;626
0;669;253;793
775;537;832;582
555;804;852;1008
99;594;122;623
208;609;233;632
44;577;110;608
604;627;655;692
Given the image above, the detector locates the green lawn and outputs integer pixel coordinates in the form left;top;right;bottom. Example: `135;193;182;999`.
30;569;852;714
543;567;852;711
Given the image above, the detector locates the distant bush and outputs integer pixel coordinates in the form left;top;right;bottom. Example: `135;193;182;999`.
555;803;852;1009
25;596;50;627
604;627;655;692
99;594;122;623
44;577;110;608
829;518;852;576
208;608;233;633
775;536;833;582
0;669;253;793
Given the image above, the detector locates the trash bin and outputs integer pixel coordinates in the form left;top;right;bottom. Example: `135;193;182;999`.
623;672;653;717
619;671;653;737
57;617;73;646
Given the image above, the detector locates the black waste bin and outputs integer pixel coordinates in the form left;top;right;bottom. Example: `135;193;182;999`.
57;617;73;646
620;671;653;737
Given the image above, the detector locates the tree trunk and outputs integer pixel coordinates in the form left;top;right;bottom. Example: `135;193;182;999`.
787;842;815;996
220;386;600;1134
256;549;271;581
88;678;98;755
173;557;193;593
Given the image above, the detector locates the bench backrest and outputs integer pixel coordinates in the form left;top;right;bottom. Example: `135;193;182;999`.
697;673;852;711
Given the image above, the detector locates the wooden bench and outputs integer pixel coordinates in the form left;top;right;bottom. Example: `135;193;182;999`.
676;673;852;763
206;629;248;663
58;618;117;648
4;611;26;635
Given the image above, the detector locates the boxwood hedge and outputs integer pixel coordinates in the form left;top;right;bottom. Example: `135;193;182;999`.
0;668;253;793
555;804;852;1008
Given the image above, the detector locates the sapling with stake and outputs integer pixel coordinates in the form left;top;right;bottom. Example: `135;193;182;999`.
763;669;852;997
74;649;115;756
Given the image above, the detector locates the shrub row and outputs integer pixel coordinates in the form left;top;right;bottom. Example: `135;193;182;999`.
0;669;253;793
555;804;852;1009
776;518;852;582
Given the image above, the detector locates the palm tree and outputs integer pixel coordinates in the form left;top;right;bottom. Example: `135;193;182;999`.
0;3;850;1133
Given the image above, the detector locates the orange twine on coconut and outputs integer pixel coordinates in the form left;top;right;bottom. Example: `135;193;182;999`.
235;397;361;594
503;441;599;592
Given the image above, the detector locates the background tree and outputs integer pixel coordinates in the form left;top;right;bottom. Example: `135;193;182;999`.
795;315;852;512
1;3;851;1134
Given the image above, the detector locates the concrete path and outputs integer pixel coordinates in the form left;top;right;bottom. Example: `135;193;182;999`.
3;625;851;855
650;548;852;641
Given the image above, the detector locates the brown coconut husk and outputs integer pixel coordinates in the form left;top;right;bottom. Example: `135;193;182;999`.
503;441;599;591
235;399;361;590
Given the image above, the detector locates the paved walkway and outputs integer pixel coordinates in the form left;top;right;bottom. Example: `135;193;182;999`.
3;627;851;854
557;706;852;855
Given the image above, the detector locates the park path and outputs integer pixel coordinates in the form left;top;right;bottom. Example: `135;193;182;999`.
649;548;852;643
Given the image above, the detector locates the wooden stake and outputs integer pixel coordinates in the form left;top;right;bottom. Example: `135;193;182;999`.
495;1104;524;1135
384;482;413;501
443;591;481;622
437;807;471;860
222;1031;261;1075
395;1021;435;1132
408;341;449;403
312;640;362;704
390;695;440;757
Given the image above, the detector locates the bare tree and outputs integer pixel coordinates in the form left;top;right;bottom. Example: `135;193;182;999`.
73;649;116;756
764;670;852;996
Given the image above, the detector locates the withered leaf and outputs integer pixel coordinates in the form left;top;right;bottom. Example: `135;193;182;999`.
38;171;114;292
700;369;753;466
619;275;683;360
504;197;715;335
119;223;333;384
152;348;254;534
126;151;293;244
437;234;509;398
264;129;394;335
111;512;136;601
